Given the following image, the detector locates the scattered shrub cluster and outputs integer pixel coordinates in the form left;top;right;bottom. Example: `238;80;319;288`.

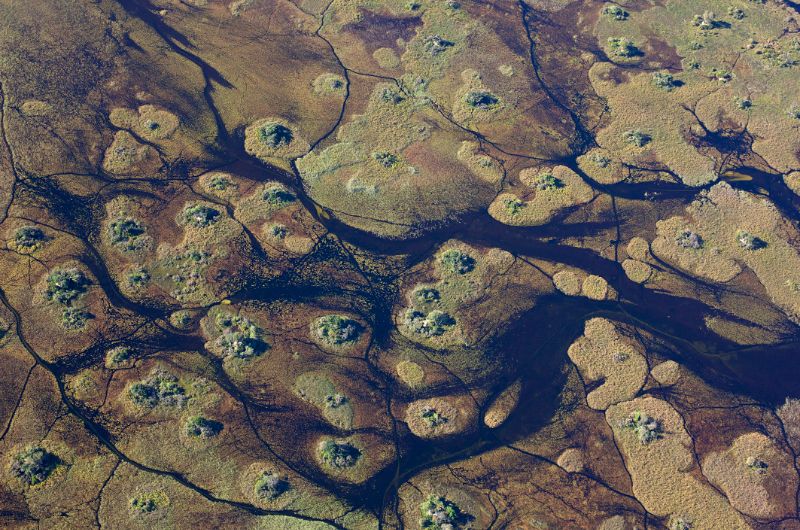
325;393;347;408
405;309;456;337
45;267;92;330
258;123;293;148
440;249;475;274
676;229;703;249
420;406;448;427
736;230;766;250
602;4;628;20
128;369;187;408
263;185;296;206
182;204;221;228
319;440;361;469
607;37;641;58
419;495;470;529
623;130;651;147
254;471;289;500
109;217;145;250
215;312;268;359
535;173;564;190
14;226;47;251
745;456;768;474
11;446;60;485
464;90;499;109
619;410;663;444
185;415;223;438
314;314;362;346
413;287;441;304
424;34;454;56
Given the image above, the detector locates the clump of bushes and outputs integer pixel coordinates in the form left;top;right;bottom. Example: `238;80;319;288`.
421;406;448;427
602;4;628;20
745;456;768;474
130;492;167;515
670;517;693;530
254;471;289;500
46;268;90;305
536;173;564;190
109;217;145;250
591;153;611;167
325;393;347;408
105;345;135;369
182;204;220;228
263;185;296;206
127;267;151;289
61;307;92;330
652;72;679;91
424;34;454;56
405;309;456;337
380;87;405;105
619;410;662;444
11;446;60;485
623;130;651;147
676;229;703;249
440;249;475;274
414;287;440;304
209;175;233;191
419;495;470;529
319;440;361;469
728;7;745;20
736;230;766;250
372;151;399;168
314;314;362;345
268;223;288;239
692;11;719;30
464;90;499;109
258;123;293;148
14;226;47;251
128;369;187;408
215;312;268;359
185;415;223;438
504;197;525;216
607;37;641;58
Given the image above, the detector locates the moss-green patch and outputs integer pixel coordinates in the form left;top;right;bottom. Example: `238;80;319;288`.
294;372;354;430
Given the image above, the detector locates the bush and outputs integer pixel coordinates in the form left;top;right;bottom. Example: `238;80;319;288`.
46;268;90;305
602;4;628;20
736;230;766;250
607;37;641;58
423;34;454;56
405;309;456;337
464;90;499;109
789;106;800;120
372;151;399;168
109;217;145;248
504;197;526;216
419;495;470;529
325;393;347;408
536;173;564;190
440;249;475;274
182;204;220;228
421;406;448;427
692;11;719;30
619;410;662;444
623;130;651;147
127;267;150;288
652;72;679;91
105;345;135;368
61;307;92;330
268;223;288;239
380;87;405;105
314;314;362;345
670;517;693;530
263;185;296;205
728;7;745;20
130;492;166;514
320;440;361;469
254;472;289;500
129;370;187;408
209;175;233;191
675;229;703;249
185;416;223;438
745;456;768;474
258;123;293;148
14;226;47;251
215;313;268;359
413;287;440;304
591;153;611;168
11;446;60;485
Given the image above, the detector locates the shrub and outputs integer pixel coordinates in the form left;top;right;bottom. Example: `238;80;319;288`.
623;130;651;147
440;249;475;274
128;370;187;408
745;456;768;474
728;7;745;20
536;173;564;190
46;268;90;305
325;393;347;408
263;185;296;205
314;314;362;345
607;37;641;58
130;492;167;514
11;446;60;485
652;72;679;91
109;217;145;244
789;106;800;120
380;87;405;105
182;204;220;228
14;226;47;251
127;267;150;288
413;287;441;304
372;151;399;168
676;229;703;249
423;34;454;56
736;230;766;250
209;175;233;191
602;4;628;20
709;67;734;83
504;197;525;216
405;309;456;337
258;123;293;148
320;440;361;468
268;223;288;239
105;345;135;368
419;495;470;529
421;406;448;427
692;11;719;30
185;416;223;438
254;472;289;500
464;90;499;109
591;153;611;168
61;307;92;330
670;517;693;530
619;410;662;444
215;313;268;359
736;97;752;110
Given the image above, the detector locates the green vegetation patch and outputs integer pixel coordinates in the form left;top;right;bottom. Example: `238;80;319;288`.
254;471;290;501
11;446;61;485
312;314;362;346
319;440;361;469
13;225;48;252
214;311;269;360
439;248;475;274
181;204;221;228
419;495;471;529
185;415;223;438
46;267;90;305
619;410;663;444
128;369;187;409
